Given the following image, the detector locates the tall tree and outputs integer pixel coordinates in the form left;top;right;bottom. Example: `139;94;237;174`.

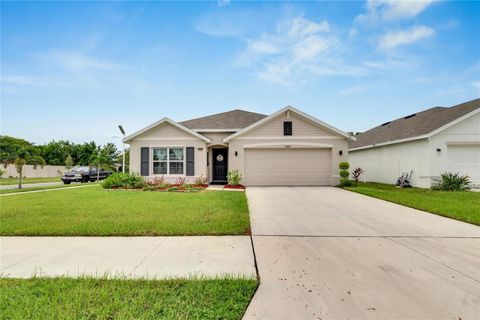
14;147;45;189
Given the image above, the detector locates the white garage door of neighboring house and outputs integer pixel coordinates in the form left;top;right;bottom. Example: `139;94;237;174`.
244;148;332;186
447;145;480;186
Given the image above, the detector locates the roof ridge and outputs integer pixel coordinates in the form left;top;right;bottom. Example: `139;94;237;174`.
179;109;266;123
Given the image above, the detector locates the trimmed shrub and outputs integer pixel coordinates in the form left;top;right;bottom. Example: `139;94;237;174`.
227;170;243;186
194;174;208;185
339;178;355;187
339;170;350;178
432;172;471;191
339;161;350;182
102;173;146;189
339;162;350;170
175;176;186;186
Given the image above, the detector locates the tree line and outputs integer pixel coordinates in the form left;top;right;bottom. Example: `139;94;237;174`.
0;135;120;167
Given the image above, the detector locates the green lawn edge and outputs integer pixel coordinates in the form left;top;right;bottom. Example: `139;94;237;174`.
343;182;480;225
0;277;259;320
1;187;251;236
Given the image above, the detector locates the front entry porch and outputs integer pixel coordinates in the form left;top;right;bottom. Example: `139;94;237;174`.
209;147;228;184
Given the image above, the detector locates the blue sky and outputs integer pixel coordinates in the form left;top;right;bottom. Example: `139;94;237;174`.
1;0;479;146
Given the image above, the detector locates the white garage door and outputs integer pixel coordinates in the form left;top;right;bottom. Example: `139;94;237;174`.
244;148;332;186
447;145;480;185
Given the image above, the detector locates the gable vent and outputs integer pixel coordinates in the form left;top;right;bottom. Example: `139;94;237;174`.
404;113;416;119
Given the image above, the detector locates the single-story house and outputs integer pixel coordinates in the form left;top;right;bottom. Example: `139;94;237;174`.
123;107;354;186
349;98;480;188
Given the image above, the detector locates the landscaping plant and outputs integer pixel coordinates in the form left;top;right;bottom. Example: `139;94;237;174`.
339;162;353;187
432;172;471;191
175;176;186;186
14;147;45;189
101;173;146;189
194;174;208;186
227;170;243;186
351;167;364;184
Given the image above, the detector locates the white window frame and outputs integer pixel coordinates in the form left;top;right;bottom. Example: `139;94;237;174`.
151;146;186;176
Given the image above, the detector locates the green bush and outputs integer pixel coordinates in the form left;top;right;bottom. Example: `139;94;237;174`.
339;170;350;178
102;173;146;189
227;170;243;186
339;162;350;170
432;172;471;191
339;178;355;187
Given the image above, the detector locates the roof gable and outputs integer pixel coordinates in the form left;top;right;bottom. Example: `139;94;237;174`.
349;98;480;150
179;109;267;130
123;118;211;143
224;106;353;142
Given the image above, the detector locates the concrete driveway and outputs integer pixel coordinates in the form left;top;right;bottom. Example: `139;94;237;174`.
243;187;480;320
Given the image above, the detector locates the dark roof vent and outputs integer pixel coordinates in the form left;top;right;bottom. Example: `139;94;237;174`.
381;121;391;126
404;113;416;119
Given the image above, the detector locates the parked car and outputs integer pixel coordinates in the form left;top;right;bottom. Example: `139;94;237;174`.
61;166;112;184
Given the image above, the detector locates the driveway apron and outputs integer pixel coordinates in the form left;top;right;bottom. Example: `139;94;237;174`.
243;187;480;320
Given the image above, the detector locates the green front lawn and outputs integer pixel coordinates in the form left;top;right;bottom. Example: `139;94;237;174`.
0;177;60;186
0;186;250;236
345;182;480;225
0;277;258;320
0;183;98;194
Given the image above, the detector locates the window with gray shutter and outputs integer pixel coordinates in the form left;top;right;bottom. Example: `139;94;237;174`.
141;147;149;176
186;147;195;176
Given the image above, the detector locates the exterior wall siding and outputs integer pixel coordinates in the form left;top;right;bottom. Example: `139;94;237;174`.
429;112;480;187
349;139;432;188
240;112;335;138
128;123;207;183
350;112;480;188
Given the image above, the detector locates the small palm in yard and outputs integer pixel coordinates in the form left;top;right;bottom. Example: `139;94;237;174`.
89;147;114;181
432;172;471;191
14;148;45;189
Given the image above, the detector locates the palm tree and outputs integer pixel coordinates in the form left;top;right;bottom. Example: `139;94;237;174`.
89;147;114;181
14;148;45;189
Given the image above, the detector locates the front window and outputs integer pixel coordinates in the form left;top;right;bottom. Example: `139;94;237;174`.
152;147;184;175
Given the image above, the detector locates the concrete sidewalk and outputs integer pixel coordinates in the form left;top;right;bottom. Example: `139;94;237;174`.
0;236;256;279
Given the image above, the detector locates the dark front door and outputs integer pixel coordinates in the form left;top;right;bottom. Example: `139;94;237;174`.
212;148;228;182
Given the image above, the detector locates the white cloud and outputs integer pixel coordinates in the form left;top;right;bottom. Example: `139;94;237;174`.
378;25;435;49
231;16;340;84
35;50;118;73
473;80;480;89
218;0;230;7
356;0;436;24
293;35;335;61
247;40;279;55
286;17;329;37
348;28;358;38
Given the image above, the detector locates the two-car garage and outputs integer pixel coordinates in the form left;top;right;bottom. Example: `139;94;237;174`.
243;148;332;186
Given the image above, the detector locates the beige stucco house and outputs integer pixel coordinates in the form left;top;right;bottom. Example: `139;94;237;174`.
349;99;480;188
124;107;353;186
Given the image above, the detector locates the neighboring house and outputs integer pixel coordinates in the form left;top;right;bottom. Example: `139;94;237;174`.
124;107;353;186
349;99;480;188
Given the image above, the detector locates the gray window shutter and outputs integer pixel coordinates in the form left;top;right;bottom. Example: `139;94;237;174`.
186;147;195;176
141;147;149;176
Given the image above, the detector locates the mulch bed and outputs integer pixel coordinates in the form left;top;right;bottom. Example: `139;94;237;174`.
224;184;246;190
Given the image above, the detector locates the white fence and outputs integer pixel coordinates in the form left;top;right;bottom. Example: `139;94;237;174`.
0;164;67;178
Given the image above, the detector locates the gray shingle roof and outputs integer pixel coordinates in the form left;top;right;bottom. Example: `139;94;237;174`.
349;98;480;149
179;109;267;130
